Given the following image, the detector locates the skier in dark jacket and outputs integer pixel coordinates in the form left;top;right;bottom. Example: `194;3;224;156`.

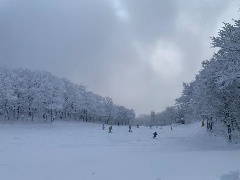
153;132;157;138
109;126;113;133
201;120;205;127
129;125;132;132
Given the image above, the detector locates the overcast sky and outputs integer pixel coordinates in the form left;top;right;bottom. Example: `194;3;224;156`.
0;0;239;115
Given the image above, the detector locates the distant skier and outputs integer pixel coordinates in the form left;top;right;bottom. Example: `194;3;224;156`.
201;120;205;127
153;132;157;138
102;124;105;130
137;125;139;128
117;122;120;126
129;125;132;132
109;126;113;133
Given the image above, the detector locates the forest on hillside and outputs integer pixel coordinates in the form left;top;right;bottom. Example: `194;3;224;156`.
0;66;135;125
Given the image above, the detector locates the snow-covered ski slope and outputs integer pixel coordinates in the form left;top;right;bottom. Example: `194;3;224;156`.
0;121;239;180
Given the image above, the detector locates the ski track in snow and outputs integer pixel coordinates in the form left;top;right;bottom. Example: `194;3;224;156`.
0;121;239;180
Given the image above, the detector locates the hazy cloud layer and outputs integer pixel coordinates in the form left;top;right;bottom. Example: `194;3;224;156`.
0;0;239;115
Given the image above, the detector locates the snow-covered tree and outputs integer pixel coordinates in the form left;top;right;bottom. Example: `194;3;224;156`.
175;19;240;141
0;67;135;124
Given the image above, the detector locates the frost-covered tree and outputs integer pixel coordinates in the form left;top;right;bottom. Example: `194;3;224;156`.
150;111;156;126
0;66;135;124
210;20;240;140
175;19;240;141
175;82;195;123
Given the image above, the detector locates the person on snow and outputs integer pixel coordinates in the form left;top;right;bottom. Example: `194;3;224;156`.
201;120;205;127
137;125;139;128
109;126;113;133
153;132;157;138
102;124;105;130
129;125;132;132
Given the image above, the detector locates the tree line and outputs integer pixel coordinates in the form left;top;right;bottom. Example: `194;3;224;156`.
138;19;240;141
0;66;135;124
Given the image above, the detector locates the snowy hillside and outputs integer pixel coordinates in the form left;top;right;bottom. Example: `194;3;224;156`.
0;122;239;180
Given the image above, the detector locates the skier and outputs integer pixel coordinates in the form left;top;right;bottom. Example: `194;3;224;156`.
153;132;157;138
102;124;105;130
129;125;132;132
109;126;112;133
117;122;120;126
137;125;139;128
201;120;205;127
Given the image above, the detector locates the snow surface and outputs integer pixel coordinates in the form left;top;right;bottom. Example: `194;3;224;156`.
0;121;239;180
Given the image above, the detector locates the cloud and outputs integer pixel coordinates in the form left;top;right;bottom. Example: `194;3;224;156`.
0;0;239;114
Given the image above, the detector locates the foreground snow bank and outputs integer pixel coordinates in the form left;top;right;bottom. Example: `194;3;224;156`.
0;121;239;180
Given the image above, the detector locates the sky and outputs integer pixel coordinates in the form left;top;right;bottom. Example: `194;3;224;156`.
0;0;240;115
